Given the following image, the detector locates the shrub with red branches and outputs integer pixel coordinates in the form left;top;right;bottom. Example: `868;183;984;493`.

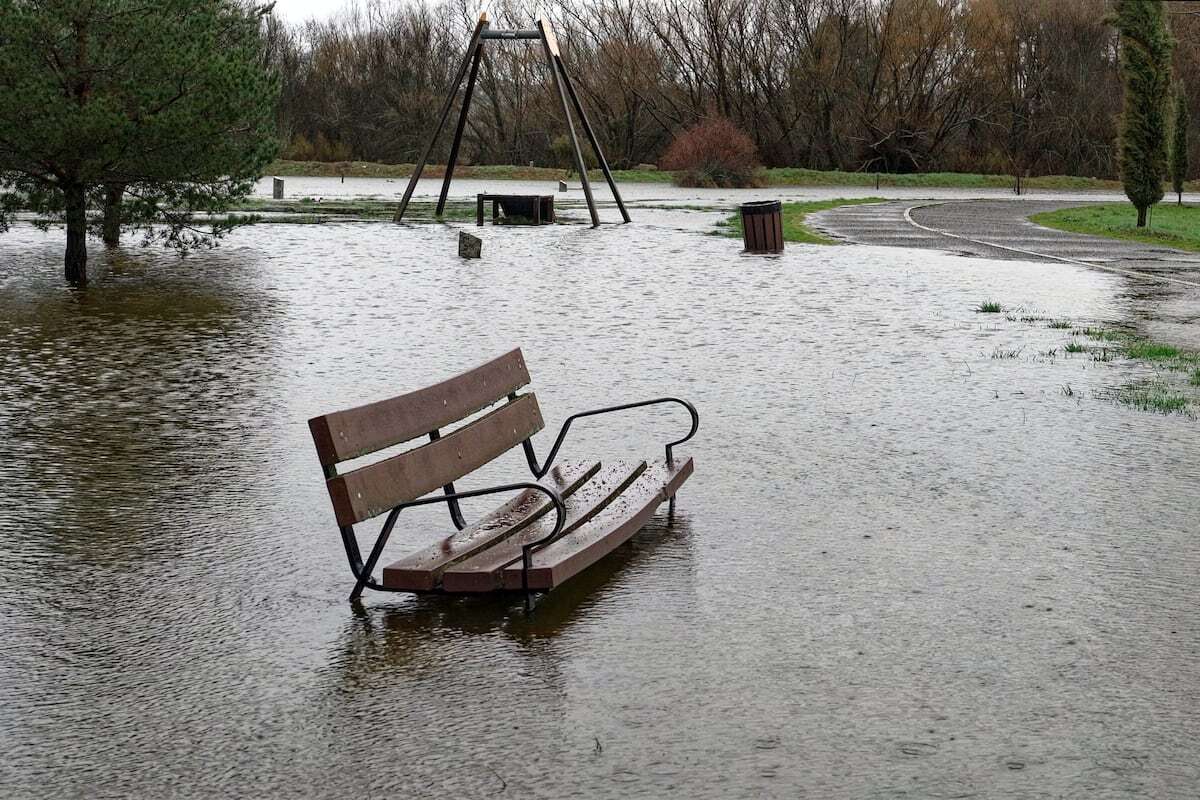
660;117;764;188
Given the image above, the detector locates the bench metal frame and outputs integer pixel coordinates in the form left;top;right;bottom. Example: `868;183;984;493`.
333;396;698;609
393;12;631;228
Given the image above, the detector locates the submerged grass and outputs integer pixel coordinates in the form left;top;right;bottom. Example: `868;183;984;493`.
1061;326;1200;416
1030;203;1200;253
1116;383;1192;415
976;300;1003;313
1076;327;1199;368
268;160;1144;191
718;197;884;244
1124;341;1181;361
266;160;673;184
231;197;477;222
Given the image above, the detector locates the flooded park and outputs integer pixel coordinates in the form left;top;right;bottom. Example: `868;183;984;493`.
2;177;1199;798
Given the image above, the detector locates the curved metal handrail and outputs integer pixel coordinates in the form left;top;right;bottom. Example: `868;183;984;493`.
521;396;700;478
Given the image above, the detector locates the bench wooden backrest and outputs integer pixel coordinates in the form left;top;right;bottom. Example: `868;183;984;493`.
308;349;543;527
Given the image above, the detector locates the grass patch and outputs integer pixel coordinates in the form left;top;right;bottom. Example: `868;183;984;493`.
1077;327;1198;366
718;197;884;244
1116;384;1192;415
1124;341;1180;360
758;168;1122;190
991;346;1023;359
1031;203;1200;252
266;159;674;184
1047;319;1073;329
266;160;1151;190
1076;327;1125;341
1064;341;1087;353
976;300;1003;313
1191;369;1200;386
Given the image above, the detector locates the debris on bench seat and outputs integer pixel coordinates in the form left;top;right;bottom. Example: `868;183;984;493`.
500;457;693;591
440;461;647;593
380;460;598;591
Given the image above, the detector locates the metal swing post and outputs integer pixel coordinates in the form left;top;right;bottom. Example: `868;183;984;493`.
437;37;485;217
553;49;630;223
537;17;601;228
394;12;490;223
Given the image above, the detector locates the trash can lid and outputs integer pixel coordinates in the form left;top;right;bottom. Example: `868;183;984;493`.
740;200;781;213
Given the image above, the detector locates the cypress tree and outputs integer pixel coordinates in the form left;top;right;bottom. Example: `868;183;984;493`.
1109;0;1174;227
1172;89;1190;206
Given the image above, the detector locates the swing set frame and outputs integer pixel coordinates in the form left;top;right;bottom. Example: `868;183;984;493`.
393;12;630;227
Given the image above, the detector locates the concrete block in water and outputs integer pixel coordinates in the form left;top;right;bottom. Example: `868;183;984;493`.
272;177;284;199
558;180;568;192
458;231;482;259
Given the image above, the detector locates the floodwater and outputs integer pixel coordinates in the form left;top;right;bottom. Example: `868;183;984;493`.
253;173;1145;206
1;184;1198;799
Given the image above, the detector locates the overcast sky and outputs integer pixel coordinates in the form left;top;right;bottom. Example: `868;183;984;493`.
270;0;347;23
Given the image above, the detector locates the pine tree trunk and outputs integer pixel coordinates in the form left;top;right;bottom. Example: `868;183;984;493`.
64;182;88;285
1136;205;1148;227
102;184;124;246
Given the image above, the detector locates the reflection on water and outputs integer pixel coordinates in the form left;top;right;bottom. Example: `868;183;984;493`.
337;516;695;675
1;202;1199;798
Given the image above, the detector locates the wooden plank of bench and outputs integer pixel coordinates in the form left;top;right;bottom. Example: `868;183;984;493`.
325;394;543;527
499;457;693;591
440;460;647;592
380;460;600;591
308;349;531;467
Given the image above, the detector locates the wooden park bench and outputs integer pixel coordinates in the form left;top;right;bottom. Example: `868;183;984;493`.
308;349;697;606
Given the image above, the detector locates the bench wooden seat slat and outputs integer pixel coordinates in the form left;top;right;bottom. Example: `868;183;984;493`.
379;460;600;591
440;460;648;592
325;393;543;527
308;349;530;467
500;457;693;590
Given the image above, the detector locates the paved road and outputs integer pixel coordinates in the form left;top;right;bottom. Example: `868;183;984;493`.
809;199;1200;286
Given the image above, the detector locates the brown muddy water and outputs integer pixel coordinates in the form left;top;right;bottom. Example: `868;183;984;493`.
1;194;1198;799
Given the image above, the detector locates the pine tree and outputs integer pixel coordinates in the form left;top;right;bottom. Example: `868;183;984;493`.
1109;0;1174;227
1172;89;1190;206
0;1;280;285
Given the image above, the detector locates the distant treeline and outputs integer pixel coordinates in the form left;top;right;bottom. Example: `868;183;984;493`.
261;0;1200;178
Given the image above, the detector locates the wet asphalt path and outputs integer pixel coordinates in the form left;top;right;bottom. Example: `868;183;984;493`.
811;199;1200;281
810;198;1200;348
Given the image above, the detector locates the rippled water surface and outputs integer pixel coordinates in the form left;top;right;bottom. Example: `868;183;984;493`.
1;189;1198;799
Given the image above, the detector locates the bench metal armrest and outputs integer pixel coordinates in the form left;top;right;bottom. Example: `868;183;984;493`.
522;396;699;479
350;481;565;602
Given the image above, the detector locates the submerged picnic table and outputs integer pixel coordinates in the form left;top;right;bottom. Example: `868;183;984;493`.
476;194;555;225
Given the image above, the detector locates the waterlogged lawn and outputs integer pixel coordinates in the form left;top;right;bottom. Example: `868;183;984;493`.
718;197;884;244
268;159;1139;191
1030;203;1200;253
